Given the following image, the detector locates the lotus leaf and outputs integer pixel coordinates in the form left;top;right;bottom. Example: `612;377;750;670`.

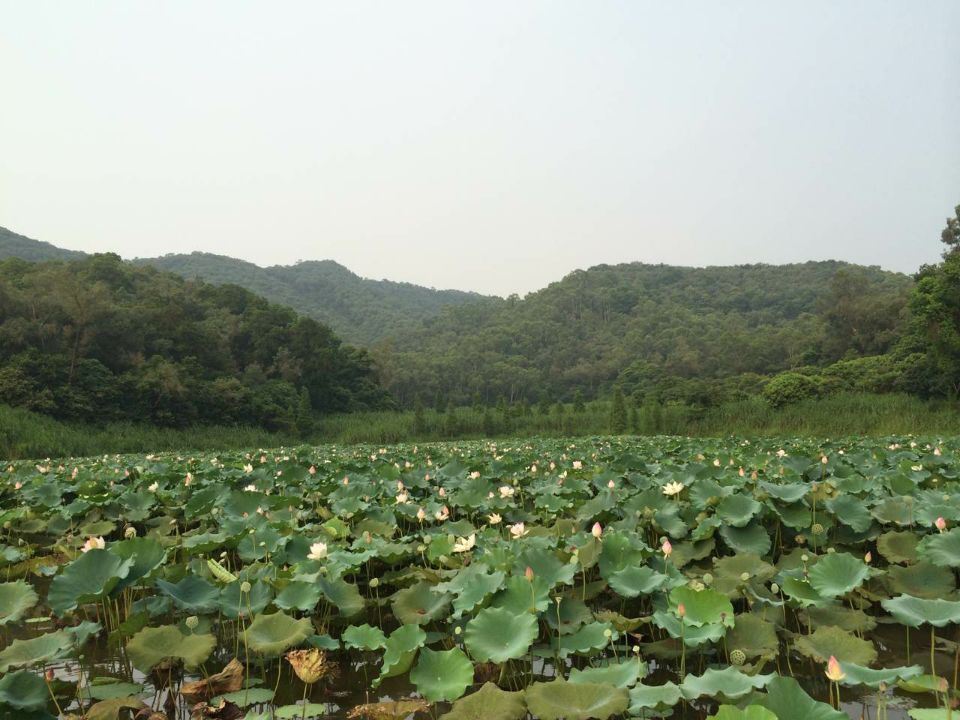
342;623;387;651
716;494;762;527
0;670;50;711
0;631;73;673
881;595;960;627
545;597;595;635
608;566;667;598
317;576;365;618
719;522;771;555
516;547;576;587
440;682;526;720
391;581;451;625
273;581;323;612
0;580;38;625
824;494;872;533
652;611;728;647
108;537;165;593
374;624;426;687
708;707;778;720
525;679;629;720
155;575;220;613
409;646;474;702
568;659;644;688
126;625;216;670
274;703;328;719
877;530;920;564
724;614;779;660
679;667;775;701
214;688;276;706
755;676;847;720
243;612;312;655
47;549;134;615
793;625;877;665
886;562;956;599
669;586;735;628
917;528;960;568
465;607;538;663
84;696;149;720
837;661;923;688
490;574;551;614
806;552;869;598
82;682;145;701
804;604;876;633
556;621;617;658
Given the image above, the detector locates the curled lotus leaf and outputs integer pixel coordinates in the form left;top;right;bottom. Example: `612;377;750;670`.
0;630;74;673
568;659;644;689
0;670;50;711
0;580;39;625
679;667;775;701
524;679;629;720
243;612;313;655
126;625;216;671
373;624;426;688
409;646;474;702
837;662;924;688
708;707;778;720
881;595;960;628
608;566;667;598
793;625;877;666
755;676;847;720
342;623;388;651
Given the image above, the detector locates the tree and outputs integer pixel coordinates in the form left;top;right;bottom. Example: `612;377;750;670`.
572;389;586;413
412;399;426;435
609;388;627;434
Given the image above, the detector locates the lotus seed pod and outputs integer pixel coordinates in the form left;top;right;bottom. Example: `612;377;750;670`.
185;616;199;630
770;582;780;594
800;554;809;563
124;526;137;539
240;581;252;594
730;649;746;666
603;628;613;638
632;645;641;654
702;573;713;586
739;572;750;582
454;626;462;635
811;523;825;536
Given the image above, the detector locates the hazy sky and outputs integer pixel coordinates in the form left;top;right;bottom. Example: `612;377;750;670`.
1;2;958;296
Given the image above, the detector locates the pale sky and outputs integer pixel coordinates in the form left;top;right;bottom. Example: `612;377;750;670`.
1;2;958;296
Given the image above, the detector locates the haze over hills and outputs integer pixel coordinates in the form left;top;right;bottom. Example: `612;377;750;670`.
0;225;914;410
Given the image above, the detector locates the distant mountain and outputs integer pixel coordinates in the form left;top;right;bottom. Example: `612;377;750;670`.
0;227;485;345
374;260;914;406
0;226;86;262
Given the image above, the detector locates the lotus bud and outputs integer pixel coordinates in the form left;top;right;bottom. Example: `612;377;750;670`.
702;573;713;586
525;566;535;582
45;669;55;682
676;603;686;618
591;522;603;539
632;645;640;654
661;539;672;557
124;526;137;539
935;517;946;533
864;551;872;563
825;655;845;682
770;582;780;594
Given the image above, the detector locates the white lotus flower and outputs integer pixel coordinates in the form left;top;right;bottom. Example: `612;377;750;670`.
308;542;328;561
499;485;515;498
662;481;685;497
452;534;476;553
81;536;105;553
147;482;158;493
488;513;502;525
509;522;529;538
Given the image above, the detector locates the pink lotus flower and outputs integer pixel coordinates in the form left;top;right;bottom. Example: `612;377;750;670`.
591;522;603;539
935;517;947;533
825;655;845;682
662;539;673;557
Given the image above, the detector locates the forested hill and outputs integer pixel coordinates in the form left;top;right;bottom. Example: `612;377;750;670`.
0;253;391;430
374;261;913;407
135;253;484;345
0;226;86;262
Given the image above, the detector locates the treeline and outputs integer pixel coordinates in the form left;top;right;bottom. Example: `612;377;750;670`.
374;260;912;409
0;254;390;431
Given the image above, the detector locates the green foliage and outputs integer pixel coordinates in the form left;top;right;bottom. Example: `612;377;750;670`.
763;372;821;407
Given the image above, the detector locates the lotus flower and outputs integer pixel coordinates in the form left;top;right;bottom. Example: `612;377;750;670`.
452;534;476;553
572;460;582;470
591;522;603;539
499;485;515;499
488;512;502;525
147;482;158;492
510;522;529;538
936;517;947;533
825;655;845;682
307;542;328;561
81;536;105;553
662;538;673;557
662;481;684;497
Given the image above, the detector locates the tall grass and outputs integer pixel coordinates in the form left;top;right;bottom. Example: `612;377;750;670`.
3;393;958;460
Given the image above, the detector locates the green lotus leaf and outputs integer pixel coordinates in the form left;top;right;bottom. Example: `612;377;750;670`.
598;532;648;578
568;659;644;688
0;670;50;711
243;612;312;655
711;554;776;598
724;614;779;660
608;566;667;598
779;576;828;607
886;562;956;599
719;522;771;555
212;688;276;707
81;681;145;701
440;681;526;720
342;623;388;651
490;574;551;614
126;625;216;671
516;547;576;588
47;549;134;616
545;597;595;635
917;528;960;568
824;494;872;533
437;567;505;618
317;576;365;618
908;710;954;720
877;530;919;564
804;603;876;633
716;494;762;527
897;674;950;694
680;667;775;701
652;611;727;647
220;579;274;618
525;679;629;720
707;707;778;720
274;703;328;719
837;662;923;688
84;696;148;720
871;498;913;526
273;581;323;612
0;631;73;673
628;681;682;712
465;607;538;663
373;624;426;688
155;575;220;613
108;537;166;593
392;581;451;625
669;586;735;628
806;552;869;598
881;595;960;628
410;646;474;702
793;625;877;665
0;580;38;625
755;676;846;720
556;622;617;658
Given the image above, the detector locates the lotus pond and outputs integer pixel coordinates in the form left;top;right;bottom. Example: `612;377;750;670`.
1;436;959;720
